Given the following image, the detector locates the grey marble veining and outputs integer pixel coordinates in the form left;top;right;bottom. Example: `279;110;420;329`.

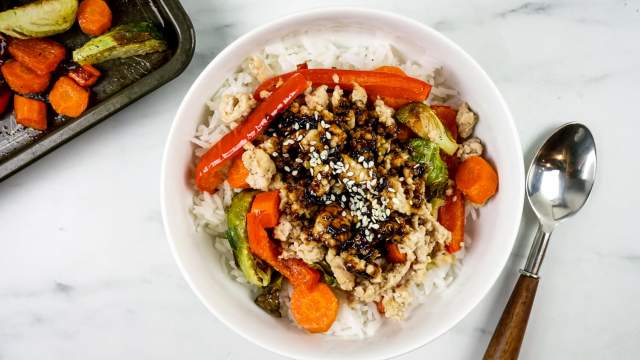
1;0;639;359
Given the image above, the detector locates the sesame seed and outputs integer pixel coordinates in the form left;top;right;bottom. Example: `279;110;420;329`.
284;166;291;172
388;187;395;193
293;123;300;130
297;135;303;141
292;170;298;176
317;173;322;180
347;171;354;177
326;132;332;139
272;152;278;157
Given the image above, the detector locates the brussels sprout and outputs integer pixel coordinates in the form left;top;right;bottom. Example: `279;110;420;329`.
409;138;449;200
310;261;338;288
226;191;272;287
254;274;283;317
396;102;459;155
0;0;78;39
72;22;167;64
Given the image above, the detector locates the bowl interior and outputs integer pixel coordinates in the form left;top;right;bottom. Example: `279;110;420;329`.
161;8;524;360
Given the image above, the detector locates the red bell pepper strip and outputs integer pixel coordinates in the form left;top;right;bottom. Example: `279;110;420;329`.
432;105;458;140
439;189;465;253
253;69;431;104
195;73;308;192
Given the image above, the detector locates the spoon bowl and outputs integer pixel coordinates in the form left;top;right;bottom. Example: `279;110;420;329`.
527;123;597;230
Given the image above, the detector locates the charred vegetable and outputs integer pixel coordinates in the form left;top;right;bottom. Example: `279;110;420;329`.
310;261;338;288
72;22;167;64
396;103;459;155
226;191;272;287
409;138;449;199
254;274;282;317
0;0;78;39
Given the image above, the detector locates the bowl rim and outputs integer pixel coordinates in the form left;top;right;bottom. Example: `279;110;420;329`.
161;6;524;359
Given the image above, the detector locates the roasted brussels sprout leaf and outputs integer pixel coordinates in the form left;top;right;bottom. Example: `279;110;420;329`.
310;261;338;288
409;138;449;200
72;22;168;64
254;274;282;317
0;0;78;39
396;102;459;155
226;191;272;287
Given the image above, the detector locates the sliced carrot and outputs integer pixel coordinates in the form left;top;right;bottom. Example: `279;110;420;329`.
455;156;498;205
8;38;66;76
0;87;10;114
432;105;458;140
77;0;113;36
246;212;280;264
385;243;407;263
226;154;250;189
68;64;101;87
247;212;320;289
48;76;90;117
374;66;407;76
291;282;339;333
14;95;47;130
279;258;321;289
250;191;280;228
1;60;50;94
439;189;465;253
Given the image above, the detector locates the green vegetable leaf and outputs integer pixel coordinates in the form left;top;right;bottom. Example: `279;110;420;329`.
409;138;449;200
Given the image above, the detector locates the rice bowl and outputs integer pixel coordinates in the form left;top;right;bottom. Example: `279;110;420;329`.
161;8;524;359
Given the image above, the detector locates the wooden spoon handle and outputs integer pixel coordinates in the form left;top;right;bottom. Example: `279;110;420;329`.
484;274;539;360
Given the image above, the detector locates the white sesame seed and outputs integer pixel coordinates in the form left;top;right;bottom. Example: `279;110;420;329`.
272;152;278;157
284;166;291;172
341;195;346;202
292;170;298;176
326;132;332;139
347;171;354;177
297;135;303;141
317;173;322;180
358;156;365;162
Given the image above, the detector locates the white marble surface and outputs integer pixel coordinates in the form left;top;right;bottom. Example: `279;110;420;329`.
1;0;639;359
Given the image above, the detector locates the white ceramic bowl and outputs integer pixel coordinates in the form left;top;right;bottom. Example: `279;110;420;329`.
161;7;524;360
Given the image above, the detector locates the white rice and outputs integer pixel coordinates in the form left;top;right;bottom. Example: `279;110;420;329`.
189;34;473;338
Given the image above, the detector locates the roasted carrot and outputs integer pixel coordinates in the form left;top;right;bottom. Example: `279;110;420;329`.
8;38;66;75
247;212;320;289
253;69;431;103
226;154;250;189
385;243;407;264
14;95;47;130
250;191;280;228
68;64;101;87
455;156;498;204
48;76;90;117
374;65;407;76
0;87;10;114
439;189;465;253
290;282;339;333
432;105;458;140
279;258;321;289
1;60;50;94
77;0;113;36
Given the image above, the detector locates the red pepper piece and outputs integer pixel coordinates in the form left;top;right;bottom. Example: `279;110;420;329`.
195;72;308;192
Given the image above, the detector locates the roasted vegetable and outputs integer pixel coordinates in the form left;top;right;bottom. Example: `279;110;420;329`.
291;282;339;333
8;38;66;75
409;138;449;199
72;22;168;64
396;103;459;155
1;60;50;94
14;95;47;130
439;189;465;253
226;191;272;287
0;87;10;114
77;0;112;37
48;76;89;117
254;274;283;317
310;261;338;288
455;156;498;205
0;0;78;39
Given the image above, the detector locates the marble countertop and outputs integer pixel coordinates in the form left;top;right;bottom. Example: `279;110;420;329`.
1;0;638;359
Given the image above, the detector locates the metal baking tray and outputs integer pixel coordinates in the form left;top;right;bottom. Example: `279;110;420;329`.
0;0;195;180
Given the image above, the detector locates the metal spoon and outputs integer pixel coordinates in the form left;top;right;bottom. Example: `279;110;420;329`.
484;123;597;359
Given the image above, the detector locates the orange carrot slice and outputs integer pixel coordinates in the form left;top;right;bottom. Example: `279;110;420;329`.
455;156;498;204
8;38;66;75
77;0;113;36
1;60;50;94
291;282;339;333
48;76;90;117
14;95;47;130
226;154;250;189
250;191;280;228
439;190;465;253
